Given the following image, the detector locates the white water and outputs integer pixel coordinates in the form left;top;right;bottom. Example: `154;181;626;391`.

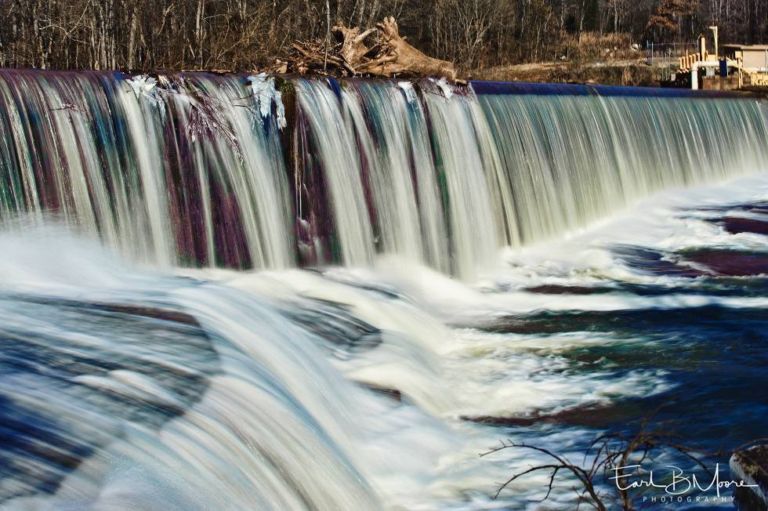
2;72;765;280
0;229;665;511
1;71;768;510
0;72;294;269
2;171;768;509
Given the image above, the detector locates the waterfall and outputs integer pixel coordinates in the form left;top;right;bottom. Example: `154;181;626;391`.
0;230;465;510
0;71;765;278
476;91;768;245
0;235;381;510
1;71;768;510
0;71;293;269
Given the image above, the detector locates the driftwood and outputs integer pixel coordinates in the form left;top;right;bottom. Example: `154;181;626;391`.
277;17;457;81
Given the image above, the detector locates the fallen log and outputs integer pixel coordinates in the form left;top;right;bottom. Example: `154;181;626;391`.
278;17;457;81
361;17;457;81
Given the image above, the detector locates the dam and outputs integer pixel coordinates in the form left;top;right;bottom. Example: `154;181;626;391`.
0;71;764;277
0;71;766;510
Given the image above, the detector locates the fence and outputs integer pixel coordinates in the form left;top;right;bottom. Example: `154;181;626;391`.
646;42;698;67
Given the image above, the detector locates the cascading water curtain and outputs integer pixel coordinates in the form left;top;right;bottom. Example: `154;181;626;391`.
0;71;766;279
0;71;293;270
476;92;768;245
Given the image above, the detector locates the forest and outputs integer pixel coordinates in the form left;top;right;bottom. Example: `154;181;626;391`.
0;0;766;73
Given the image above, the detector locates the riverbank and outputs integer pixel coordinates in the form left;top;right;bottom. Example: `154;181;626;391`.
472;59;662;87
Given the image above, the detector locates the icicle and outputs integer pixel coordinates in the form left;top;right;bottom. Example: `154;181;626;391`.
275;90;287;130
432;77;454;100
397;81;418;104
246;73;287;130
127;74;157;98
126;74;165;114
247;73;275;118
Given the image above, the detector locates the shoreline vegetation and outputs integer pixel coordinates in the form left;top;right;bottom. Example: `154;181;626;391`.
1;0;766;87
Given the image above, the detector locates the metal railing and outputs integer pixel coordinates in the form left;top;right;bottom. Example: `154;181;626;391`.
646;42;698;66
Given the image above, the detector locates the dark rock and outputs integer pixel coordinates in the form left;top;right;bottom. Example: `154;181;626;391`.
360;383;403;402
280;297;383;358
682;249;768;277
730;443;768;510
611;245;706;277
524;285;606;295
723;216;768;236
462;403;628;428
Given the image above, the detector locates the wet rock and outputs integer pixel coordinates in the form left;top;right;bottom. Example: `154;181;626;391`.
462;403;629;429
730;443;768;510
280;298;382;357
0;295;217;503
723;216;768;236
611;245;706;277
524;285;606;295
682;249;768;277
360;383;403;402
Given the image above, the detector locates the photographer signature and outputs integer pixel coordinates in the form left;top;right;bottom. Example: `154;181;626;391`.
610;464;759;497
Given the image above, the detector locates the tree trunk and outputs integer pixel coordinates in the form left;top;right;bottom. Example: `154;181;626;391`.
128;4;139;70
195;0;205;68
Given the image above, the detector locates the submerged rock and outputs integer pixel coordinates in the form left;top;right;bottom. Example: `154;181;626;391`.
722;216;768;236
682;249;768;277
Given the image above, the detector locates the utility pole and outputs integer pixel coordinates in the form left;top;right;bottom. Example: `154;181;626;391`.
708;25;718;57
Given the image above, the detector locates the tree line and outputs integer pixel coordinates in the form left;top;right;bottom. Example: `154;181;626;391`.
0;0;765;72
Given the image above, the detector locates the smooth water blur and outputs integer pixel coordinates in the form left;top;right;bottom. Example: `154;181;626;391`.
1;71;766;278
4;174;768;510
0;71;293;269
0;70;767;510
478;94;768;245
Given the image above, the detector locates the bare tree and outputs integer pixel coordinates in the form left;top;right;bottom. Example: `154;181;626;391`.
0;0;764;72
481;420;716;510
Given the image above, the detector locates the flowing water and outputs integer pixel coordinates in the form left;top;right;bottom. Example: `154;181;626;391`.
0;71;766;510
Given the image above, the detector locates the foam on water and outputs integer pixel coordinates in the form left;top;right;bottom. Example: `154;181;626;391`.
1;70;767;509
0;229;464;510
0;218;689;510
